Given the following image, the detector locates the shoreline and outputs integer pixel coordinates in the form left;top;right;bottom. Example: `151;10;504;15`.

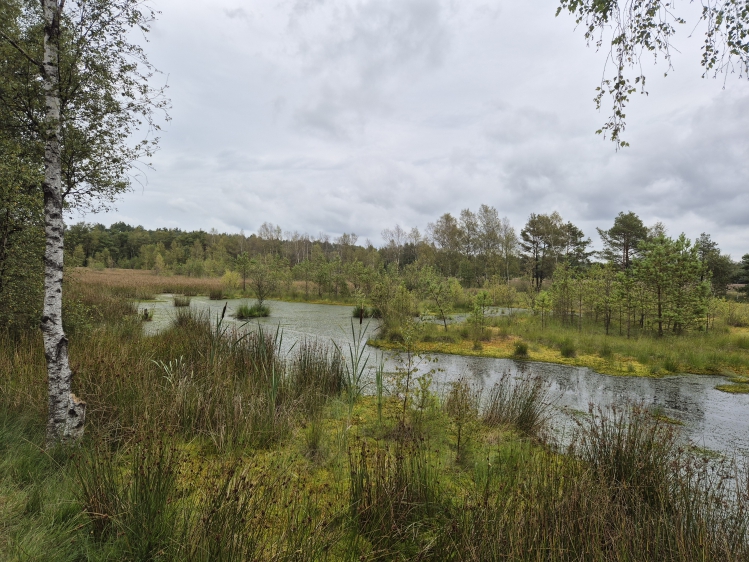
368;336;749;392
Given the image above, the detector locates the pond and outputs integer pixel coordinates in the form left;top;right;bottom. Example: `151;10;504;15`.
139;295;749;457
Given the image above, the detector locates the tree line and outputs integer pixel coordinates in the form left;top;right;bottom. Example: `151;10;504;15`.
60;210;746;292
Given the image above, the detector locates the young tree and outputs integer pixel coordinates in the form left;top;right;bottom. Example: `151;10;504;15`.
235;252;251;292
247;255;286;307
635;234;708;336
381;224;406;268
427;213;463;277
497;216;518;282
418;265;452;331
520;213;565;290
0;0;168;444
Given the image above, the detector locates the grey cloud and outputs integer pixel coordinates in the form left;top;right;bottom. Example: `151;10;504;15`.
88;0;749;258
224;8;250;21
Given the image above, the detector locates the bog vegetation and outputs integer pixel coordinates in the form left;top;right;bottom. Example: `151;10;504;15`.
1;282;748;560
21;209;748;390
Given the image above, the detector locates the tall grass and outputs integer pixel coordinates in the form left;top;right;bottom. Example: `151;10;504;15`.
2;280;748;560
235;301;270;318
482;372;550;436
173;294;191;307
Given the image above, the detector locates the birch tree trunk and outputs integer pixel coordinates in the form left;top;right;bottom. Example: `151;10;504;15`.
41;0;85;446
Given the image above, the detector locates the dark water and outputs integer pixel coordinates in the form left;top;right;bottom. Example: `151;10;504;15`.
139;296;749;456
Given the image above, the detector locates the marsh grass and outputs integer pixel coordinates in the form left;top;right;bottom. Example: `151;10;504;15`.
482;372;550;436
208;288;225;300
1;281;748;560
235;302;270;319
482;314;749;377
513;340;529;357
173;294;191;307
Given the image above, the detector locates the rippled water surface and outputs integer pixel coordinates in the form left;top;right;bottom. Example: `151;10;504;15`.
139;296;749;456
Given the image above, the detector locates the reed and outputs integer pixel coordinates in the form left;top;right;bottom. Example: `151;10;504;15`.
173;294;191;307
1;280;748;561
482;372;550;436
235;302;270;319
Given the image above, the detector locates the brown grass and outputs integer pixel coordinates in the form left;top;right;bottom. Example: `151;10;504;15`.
71;268;222;299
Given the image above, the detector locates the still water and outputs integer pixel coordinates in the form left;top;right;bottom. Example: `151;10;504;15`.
139;296;749;456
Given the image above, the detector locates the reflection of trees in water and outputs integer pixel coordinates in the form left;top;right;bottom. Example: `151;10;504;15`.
138;296;748;456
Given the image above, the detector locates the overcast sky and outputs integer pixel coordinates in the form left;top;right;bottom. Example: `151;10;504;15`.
88;0;749;257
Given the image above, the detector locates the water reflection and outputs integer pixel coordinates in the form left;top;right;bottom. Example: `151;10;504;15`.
139;296;749;456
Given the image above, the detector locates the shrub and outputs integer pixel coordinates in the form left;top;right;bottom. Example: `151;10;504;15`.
599;342;613;359
235;302;270;319
208;289;224;300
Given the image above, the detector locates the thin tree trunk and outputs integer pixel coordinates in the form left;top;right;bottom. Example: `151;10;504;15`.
41;0;85;446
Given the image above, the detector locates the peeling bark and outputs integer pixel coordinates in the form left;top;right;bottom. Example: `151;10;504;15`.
41;0;85;446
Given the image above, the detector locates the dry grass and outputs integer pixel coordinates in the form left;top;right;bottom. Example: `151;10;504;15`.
72;267;222;299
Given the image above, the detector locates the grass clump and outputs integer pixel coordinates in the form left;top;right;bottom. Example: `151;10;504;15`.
172;294;191;307
663;355;680;373
208;288;225;300
352;304;380;319
2;280;749;561
513;340;529;357
559;338;577;358
482;372;550;436
235;302;270;319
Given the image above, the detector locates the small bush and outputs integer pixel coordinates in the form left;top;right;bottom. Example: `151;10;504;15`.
173;295;191;307
599;342;613;359
560;339;577;358
235;302;270;319
208;289;224;300
513;340;529;357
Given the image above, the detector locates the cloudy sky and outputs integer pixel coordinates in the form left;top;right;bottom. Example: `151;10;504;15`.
89;0;749;257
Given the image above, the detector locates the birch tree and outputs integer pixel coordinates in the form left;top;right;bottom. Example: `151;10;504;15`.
558;0;749;146
0;0;168;445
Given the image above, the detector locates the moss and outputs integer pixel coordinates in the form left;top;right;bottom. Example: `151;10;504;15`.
715;383;749;394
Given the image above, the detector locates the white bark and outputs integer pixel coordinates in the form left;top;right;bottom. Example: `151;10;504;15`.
41;0;85;445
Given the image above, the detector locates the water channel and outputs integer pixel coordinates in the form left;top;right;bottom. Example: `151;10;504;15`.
138;295;749;457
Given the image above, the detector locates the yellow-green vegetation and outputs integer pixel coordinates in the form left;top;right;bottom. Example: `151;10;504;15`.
1;283;748;560
372;311;749;387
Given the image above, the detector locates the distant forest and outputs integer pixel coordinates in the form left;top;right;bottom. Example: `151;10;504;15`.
65;206;748;295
